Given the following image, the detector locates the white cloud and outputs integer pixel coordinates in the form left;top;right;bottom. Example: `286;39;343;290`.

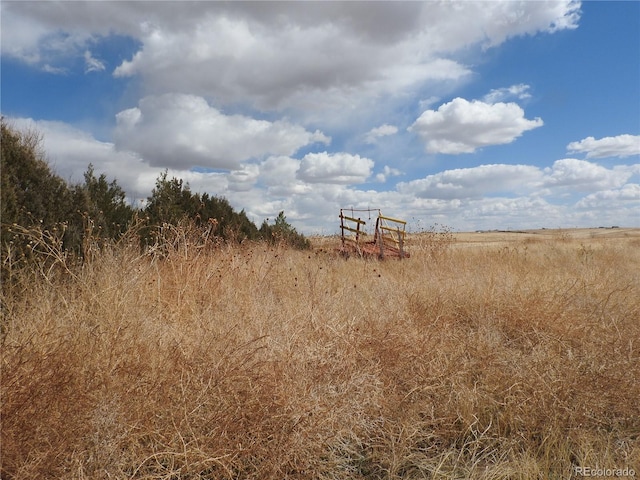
113;93;330;169
376;165;403;183
576;183;640;209
409;98;544;154
543;158;636;191
461;196;564;229
41;64;68;75
365;124;399;144
0;2;115;72
83;50;105;73
418;96;440;111
7;117;160;202
111;15;472;115
259;156;311;196
2;1;581;112
227;164;260;192
8;116;639;235
398;159;638;202
297;152;374;184
398;164;544;199
566;134;640;159
476;1;580;48
259;155;299;186
0;4;46;63
10;0;640;233
482;84;532;103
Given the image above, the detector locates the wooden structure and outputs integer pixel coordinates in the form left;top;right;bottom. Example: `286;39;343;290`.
339;208;409;259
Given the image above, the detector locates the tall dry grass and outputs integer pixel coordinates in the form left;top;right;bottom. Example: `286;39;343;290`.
2;228;639;479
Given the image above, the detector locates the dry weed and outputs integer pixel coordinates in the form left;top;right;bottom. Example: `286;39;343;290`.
2;229;639;478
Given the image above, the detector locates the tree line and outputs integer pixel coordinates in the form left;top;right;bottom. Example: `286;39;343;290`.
1;120;309;280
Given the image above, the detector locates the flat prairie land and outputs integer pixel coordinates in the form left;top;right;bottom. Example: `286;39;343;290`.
450;227;640;246
2;227;639;479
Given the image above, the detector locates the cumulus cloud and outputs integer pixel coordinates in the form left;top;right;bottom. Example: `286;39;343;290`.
2;1;581;110
227;164;260;192
364;124;399;144
566;134;640;158
259;156;299;186
15;1;640;233
461;196;564;229
257;156;310;197
1;2;119;72
7;116;160;201
398;159;637;202
297;152;374;184
110;15;471;114
113;93;330;169
543;158;638;191
575;184;640;209
459;1;580;49
376;165;404;183
398;164;543;199
8;115;638;234
409;98;544;154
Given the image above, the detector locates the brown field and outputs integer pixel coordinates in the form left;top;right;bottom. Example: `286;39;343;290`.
2;227;640;478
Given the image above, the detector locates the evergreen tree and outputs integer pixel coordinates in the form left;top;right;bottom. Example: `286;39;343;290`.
1;121;136;282
80;164;134;241
1;120;76;279
1;121;73;231
259;211;310;249
143;172;260;243
197;193;258;242
145;171;196;227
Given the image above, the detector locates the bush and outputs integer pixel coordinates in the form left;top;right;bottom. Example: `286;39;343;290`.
1;120;311;290
1;120;76;283
259;211;311;250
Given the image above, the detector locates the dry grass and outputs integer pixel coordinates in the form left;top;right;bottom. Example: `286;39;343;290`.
2;228;640;479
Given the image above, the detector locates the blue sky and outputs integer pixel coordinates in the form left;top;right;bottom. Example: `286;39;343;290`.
2;1;639;234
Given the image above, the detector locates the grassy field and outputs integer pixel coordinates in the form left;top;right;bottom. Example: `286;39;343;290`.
2;227;639;479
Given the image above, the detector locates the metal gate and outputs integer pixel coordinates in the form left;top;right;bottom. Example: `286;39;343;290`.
339;208;409;259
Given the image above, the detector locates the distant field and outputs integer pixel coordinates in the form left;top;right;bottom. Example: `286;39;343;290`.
449;227;640;245
2;226;639;478
315;227;640;250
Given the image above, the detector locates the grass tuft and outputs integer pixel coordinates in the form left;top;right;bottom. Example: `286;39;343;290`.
2;228;639;478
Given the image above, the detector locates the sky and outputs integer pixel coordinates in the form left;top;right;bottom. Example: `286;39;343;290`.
2;1;639;235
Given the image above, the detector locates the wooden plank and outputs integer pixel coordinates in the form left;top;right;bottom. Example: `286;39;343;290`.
341;225;367;234
379;225;406;235
340;215;366;225
378;214;406;225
